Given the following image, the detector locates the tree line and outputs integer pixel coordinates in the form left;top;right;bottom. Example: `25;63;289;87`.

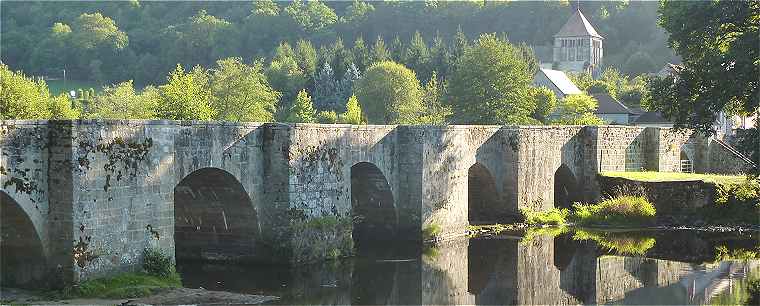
2;32;612;126
3;0;676;87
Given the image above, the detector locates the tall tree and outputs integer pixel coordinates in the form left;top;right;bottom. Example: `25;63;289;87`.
447;34;537;125
286;89;316;123
370;36;391;64
354;61;424;124
649;1;758;134
156;64;215;120
211;58;280;122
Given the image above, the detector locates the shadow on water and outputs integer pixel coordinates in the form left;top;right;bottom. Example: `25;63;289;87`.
177;230;760;305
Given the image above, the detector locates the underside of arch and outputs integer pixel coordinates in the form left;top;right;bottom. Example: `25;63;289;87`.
1;191;47;288
554;165;580;209
174;168;259;261
350;162;397;251
468;163;500;224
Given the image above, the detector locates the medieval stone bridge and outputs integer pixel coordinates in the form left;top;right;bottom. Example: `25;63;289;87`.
0;120;745;286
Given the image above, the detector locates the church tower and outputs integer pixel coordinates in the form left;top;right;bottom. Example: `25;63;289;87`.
552;9;603;75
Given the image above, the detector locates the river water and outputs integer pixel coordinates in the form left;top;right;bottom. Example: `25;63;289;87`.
177;229;759;305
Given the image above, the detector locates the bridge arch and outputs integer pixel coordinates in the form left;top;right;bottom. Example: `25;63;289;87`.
350;162;397;250
174;167;260;261
554;164;581;209
468;163;500;224
1;191;47;287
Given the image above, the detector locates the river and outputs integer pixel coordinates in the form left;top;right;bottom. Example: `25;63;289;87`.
177;229;759;305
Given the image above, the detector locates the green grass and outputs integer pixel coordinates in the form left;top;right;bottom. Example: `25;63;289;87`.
570;195;656;227
520;207;569;225
55;272;181;299
601;171;745;184
46;79;101;96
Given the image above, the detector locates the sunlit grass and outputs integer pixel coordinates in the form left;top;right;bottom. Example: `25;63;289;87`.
601;171;745;184
571;195;656;227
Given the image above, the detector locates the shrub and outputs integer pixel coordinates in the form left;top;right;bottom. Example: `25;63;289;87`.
520;207;568;225
703;178;760;225
143;247;174;277
571;195;656;227
748;279;760;306
422;222;442;241
317;110;338;123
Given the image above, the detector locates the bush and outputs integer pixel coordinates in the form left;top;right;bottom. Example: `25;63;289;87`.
571;195;656;227
143;247;174;277
317;110;338;124
703;178;760;225
748;279;760;305
520;207;568;225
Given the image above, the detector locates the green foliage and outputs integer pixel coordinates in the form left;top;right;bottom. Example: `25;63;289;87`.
210;57;279;122
422;222;442;241
316;111;338;124
418;71;451;124
70;12;128;51
571;196;656;227
0;64;78;120
338;95;365;124
601;171;745;184
551;94;605;125
286;89;316;123
142;247;175;278
354;61;424;124
156;64;215;120
702;178;760;225
530;86;557;124
520;207;568;225
650;0;758;136
447;34;538;125
572;230;656;255
59;272;181;299
4;1;676;86
86;81;158;119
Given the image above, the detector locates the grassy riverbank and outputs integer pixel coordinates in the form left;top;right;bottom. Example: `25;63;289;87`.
50;247;180;300
600;171;745;184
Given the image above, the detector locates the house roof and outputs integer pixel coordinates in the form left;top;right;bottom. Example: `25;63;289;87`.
554;9;603;39
593;94;634;115
633;111;672;124
537;68;582;96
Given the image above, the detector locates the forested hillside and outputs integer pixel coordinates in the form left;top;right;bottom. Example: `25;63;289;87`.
2;0;676;87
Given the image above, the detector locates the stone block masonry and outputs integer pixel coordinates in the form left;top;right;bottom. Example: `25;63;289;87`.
0;120;750;287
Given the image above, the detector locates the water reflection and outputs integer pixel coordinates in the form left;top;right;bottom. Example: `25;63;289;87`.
177;230;760;305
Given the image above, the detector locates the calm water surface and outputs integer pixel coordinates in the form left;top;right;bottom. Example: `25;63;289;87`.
177;229;760;305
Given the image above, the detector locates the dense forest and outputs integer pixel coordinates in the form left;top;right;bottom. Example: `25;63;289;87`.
3;0;676;87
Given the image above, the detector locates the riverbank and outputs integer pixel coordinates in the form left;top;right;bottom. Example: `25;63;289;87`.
0;287;278;305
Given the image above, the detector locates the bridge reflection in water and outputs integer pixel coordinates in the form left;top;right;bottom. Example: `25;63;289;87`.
177;230;760;305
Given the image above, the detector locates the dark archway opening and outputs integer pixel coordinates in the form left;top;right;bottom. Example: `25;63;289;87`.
350;162;396;253
468;163;500;224
1;192;46;288
174;168;258;262
554;165;580;209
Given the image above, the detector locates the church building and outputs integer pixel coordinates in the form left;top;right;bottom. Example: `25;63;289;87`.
552;9;604;75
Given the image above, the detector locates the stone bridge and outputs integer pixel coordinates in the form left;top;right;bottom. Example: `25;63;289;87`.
0;120;747;287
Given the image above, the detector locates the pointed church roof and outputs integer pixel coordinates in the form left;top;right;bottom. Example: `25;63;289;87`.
554;9;603;39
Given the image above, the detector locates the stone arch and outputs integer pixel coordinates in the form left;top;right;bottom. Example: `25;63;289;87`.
174;167;259;261
554;164;581;209
468;163;500;224
553;234;576;271
350;162;397;250
1;191;47;288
